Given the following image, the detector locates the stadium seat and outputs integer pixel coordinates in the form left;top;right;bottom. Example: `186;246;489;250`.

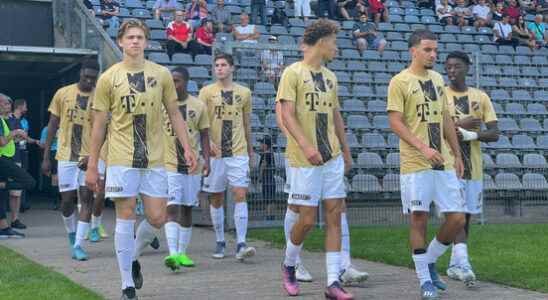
353;72;373;83
488;135;513;149
495;153;522;168
351;174;383;193
132;8;151;18
382;174;400;192
519;118;542;132
346;61;367;72
339;85;351;97
387;133;399;148
537;135;548;149
148;52;170;64
386;152;400;169
172;53;193;65
346;132;361;149
527;103;547;114
188;67;209;79
342;99;366;113
357;152;384;169
534;90;548;101
523;153;548;169
145;19;164;30
250;113;262;128
150;29;167;41
514;55;531;65
187;80;199;93
497;118;520;132
367;100;387;112
519;78;537;88
352;86;374;98
512;134;537;149
362;133;387;149
347;115;371;130
372;115;390;130
495;173;523;190
532;55;548;65
512;90;532;102
482;153;495;169
505;103;525;114
483;174;496;191
254;82;276;95
522;173;548;190
273;152;286;169
264;114;277;128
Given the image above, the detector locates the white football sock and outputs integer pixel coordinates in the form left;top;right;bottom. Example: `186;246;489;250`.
209;205;225;242
427;238;449;264
165;221;179;256
454;243;470;268
62;212;76;234
326;251;341;286
449;244;459;267
74;221;90;248
234;202;248;244
340;212;351;270
115;218;136;289
178;226;192;254
284;239;303;267
412;252;431;286
284;208;301;264
134;219;161;259
91;214;102;230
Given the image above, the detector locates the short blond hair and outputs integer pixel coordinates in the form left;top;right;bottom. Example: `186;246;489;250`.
117;19;150;41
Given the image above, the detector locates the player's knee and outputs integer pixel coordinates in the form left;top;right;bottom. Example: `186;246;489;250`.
148;214;166;228
300;214;316;232
233;188;247;201
449;213;466;229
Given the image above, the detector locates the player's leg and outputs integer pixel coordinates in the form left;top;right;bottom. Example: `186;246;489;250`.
73;185;94;260
135;196;167;259
9;190;23;229
164;171;183;271
339;200;369;285
58;161;80;253
203;157;228;258
285;203;314;282
175;174;201;267
90;160;108;242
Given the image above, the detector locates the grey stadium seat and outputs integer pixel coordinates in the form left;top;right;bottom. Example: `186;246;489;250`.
357;152;384;169
188;67;209;79
511;134;536;149
172;53;193;65
497;118;520;132
351;174;383;193
495;173;523;190
522;173;548;190
482;153;495;169
342;99;366;113
362;133;387;148
537;135;548;149
488;135;513;149
483;174;496;191
372;115;390;130
347;115;371;130
148;52;170;64
383;174;400;192
346;132;361;148
519;118;542;132
495;153;522;168
386;152;400;169
387;133;399;148
368;100;387;112
523;153;548;168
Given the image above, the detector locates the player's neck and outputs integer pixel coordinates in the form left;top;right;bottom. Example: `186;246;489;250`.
122;54;145;71
408;61;429;77
450;81;468;93
302;52;323;71
217;78;233;89
178;91;189;102
77;83;92;94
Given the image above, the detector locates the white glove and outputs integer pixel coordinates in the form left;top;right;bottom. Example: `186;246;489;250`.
458;127;478;141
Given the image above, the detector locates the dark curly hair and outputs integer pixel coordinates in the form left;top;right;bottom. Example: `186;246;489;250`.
446;51;471;65
302;19;339;46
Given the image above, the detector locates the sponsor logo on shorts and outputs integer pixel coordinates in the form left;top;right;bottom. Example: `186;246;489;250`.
106;186;123;192
292;193;311;201
410;200;422;206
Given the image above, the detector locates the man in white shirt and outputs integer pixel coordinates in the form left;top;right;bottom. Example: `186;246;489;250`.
493;14;519;47
472;0;491;28
233;13;260;43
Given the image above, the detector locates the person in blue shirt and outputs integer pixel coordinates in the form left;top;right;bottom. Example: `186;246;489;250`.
527;14;548;48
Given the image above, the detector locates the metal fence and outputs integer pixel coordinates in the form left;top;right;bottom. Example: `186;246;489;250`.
208;41;548;229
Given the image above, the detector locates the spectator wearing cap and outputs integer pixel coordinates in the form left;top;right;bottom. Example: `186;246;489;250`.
504;0;522;24
186;0;209;29
154;0;178;22
494;13;520;47
437;0;457;25
165;10;193;59
190;19;215;57
528;14;548;47
454;0;474;27
472;0;492;28
233;13;260;43
98;0;120;29
353;13;387;55
251;0;268;25
211;0;232;32
261;36;285;84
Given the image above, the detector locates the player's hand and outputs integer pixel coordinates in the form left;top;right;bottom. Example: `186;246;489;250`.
210;143;221;157
185;150;198;174
343;150;352;175
41;159;51;176
457;116;481;130
454;155;464;179
203;159;210;177
303;146;323;166
78;156;89;171
420;146;444;166
85;167;99;193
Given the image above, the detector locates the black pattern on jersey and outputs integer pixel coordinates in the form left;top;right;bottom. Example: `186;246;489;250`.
132;114;149;168
77;94;89;110
311;72;327;92
221;120;233;157
428;123;443;170
127;72;146;94
460;140;472;180
316;113;333;162
221;90;233;105
419;80;438;102
454;95;470;115
176;105;188;173
70;124;83;161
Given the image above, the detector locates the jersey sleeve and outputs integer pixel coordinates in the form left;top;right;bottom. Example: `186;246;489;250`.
93;73;113;112
197;102;210;130
332;74;340;109
276;67;297;103
242;88;252;114
161;68;178;107
481;92;497;123
48;88;63;117
198;86;209;105
386;77;405;113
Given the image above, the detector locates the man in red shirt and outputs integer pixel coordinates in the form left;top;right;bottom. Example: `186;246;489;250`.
166;10;193;59
189;19;215;57
368;0;389;24
504;0;522;24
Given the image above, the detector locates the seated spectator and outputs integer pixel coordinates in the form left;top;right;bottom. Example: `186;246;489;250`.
368;0;389;24
98;0;120;29
473;0;492;28
437;0;457;25
295;0;312;21
504;0;522;24
528;14;548;47
165;10;193;59
353;13;387;54
211;0;232;33
233;13;260;43
261;36;285;84
251;0;267;25
513;15;536;48
492;2;505;22
186;0;209;29
536;0;548;19
317;0;338;19
272;2;290;27
190;19;215;57
154;0;178;22
520;0;537;13
337;0;356;20
494;14;520;47
454;0;474;27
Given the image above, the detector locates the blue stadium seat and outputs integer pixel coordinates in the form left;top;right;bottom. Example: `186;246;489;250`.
378;22;394;31
188;66;209;79
278;35;295;44
514;55;531;65
336;71;352;83
367;100;387;112
382;174;400;192
445;25;460;33
353;72;373;83
519;78;537;88
327;60;346;71
421;16;436;24
381;51;400;61
145;19;165;30
385;152;400;168
512;90;532;102
351;174;383;193
236;68;258;80
187;80;199;93
347;115;371;130
172;53;193;65
527;103;547;114
254;82;276;96
499;77;519;87
372;115;390;130
363;50;381;60
352;86;374;97
492;102;504;114
522;66;540;77
516;46;532;55
495;173;523;190
250;113;262;128
362;133;387;148
387;133;399;148
148;52;170;64
270;25;288;35
288;18;304;27
483;174;496;191
523;154;548;169
357;152;384;169
194;54;212;66
369;62;387;72
488;135;513;149
289;27;305;36
404;15;420;23
429;24;443;33
394;24;411;33
483;153;495;169
264;114;277;128
519;118;542;132
339;85;351;97
498;118;520;132
512;134;537;149
505;103;525;114
342;99;366;113
522;173;548;190
496;153;522;168
534;90;548;101
532;55;548;65
346;132;361;149
150;30;167;41
252;97;266;111
490;89;510;101
342;49;361;59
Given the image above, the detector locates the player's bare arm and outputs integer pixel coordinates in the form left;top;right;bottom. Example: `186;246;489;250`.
242;110;254;166
388;110;444;165
165;100;197;173
85;110;108;192
443;110;464;178
200;128;211;177
275;101;289;137
41;115;60;176
333;107;352;174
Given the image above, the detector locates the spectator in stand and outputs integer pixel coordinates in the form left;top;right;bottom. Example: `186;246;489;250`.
437;0;457;25
353;13;387;54
317;0;337;19
295;0;312;22
259;136;275;204
187;0;209;29
211;0;232;33
472;0;492;28
190;19;215;57
233;13;260;43
337;0;356;20
154;0;178;22
368;0;389;24
513;15;536;48
520;0;537;13
528;14;548;47
251;0;267;25
165;10;193;59
40;125;60;210
260;36;285;84
536;0;548;19
492;2;505;22
494;13;520;47
454;0;474;27
98;0;120;29
504;0;522;24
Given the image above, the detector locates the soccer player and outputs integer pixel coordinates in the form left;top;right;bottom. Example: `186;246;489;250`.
387;29;466;300
163;66;210;271
199;53;256;261
85;19;197;300
278;19;354;299
41;59;101;261
276;102;368;285
444;51;499;286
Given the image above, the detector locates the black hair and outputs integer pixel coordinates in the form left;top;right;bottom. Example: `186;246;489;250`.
13;99;26;110
302;19;339;46
446;51;471;65
81;58;100;71
171;66;190;82
408;29;438;48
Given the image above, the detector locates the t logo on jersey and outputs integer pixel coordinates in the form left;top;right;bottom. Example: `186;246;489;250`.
77;95;89;110
454;95;470;115
416;103;430;122
214;105;224;119
127;72;146;94
67;107;78;122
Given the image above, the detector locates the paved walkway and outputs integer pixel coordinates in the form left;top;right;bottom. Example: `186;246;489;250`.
3;207;548;300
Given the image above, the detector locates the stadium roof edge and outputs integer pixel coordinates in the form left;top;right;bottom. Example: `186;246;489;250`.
0;45;97;56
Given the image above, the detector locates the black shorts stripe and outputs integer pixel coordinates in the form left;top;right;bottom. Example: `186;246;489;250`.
316;113;332;162
221;120;233;157
176;104;189;173
460;140;472;180
132;114;148;168
428;123;443;171
69;124;83;161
